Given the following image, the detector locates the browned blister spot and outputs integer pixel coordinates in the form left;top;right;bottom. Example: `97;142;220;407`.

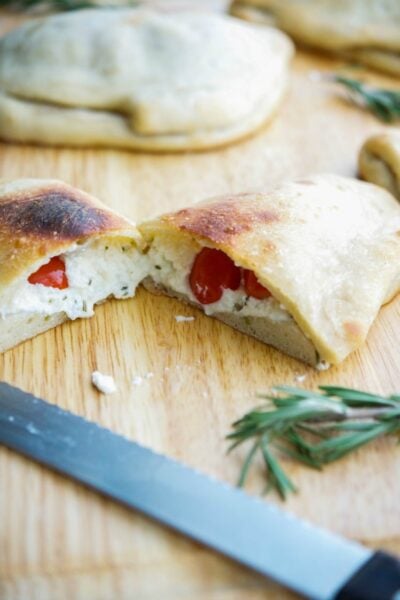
164;199;279;244
343;321;364;341
0;186;120;241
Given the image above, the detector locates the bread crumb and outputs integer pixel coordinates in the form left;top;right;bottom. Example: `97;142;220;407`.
132;372;154;386
175;315;195;322
91;371;116;394
294;374;307;383
316;360;330;371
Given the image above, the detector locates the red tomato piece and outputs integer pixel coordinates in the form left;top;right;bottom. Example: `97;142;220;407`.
243;269;271;300
28;256;69;290
189;247;241;304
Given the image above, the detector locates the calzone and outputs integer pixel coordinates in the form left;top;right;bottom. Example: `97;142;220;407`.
230;0;400;76
0;8;293;151
0;179;147;352
359;132;400;201
139;175;400;367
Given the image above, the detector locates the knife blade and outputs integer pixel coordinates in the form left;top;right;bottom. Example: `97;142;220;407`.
1;381;400;600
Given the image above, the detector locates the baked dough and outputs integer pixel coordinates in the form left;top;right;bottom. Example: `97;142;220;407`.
230;0;400;76
359;132;400;201
0;8;293;151
138;174;400;366
0;179;146;352
3;175;399;363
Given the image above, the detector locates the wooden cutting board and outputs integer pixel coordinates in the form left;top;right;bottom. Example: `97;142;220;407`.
1;7;400;600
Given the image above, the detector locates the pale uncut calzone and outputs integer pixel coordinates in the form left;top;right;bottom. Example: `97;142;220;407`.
0;9;293;151
0;179;147;352
230;0;400;76
359;132;400;201
139;175;400;367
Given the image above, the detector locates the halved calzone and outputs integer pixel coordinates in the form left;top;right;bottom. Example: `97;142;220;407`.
139;175;400;366
0;8;293;151
230;0;400;76
359;132;400;201
0;179;147;352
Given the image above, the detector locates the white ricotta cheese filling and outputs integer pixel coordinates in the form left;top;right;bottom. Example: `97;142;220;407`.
91;371;117;394
146;240;291;322
0;237;149;319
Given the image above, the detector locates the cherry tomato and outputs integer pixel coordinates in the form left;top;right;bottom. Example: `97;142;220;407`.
28;256;68;290
189;247;241;304
243;269;271;300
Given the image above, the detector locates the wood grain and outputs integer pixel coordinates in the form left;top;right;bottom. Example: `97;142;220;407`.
1;7;400;600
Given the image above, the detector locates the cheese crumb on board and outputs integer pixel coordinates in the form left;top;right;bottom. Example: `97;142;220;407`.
91;371;117;394
316;360;330;371
132;372;154;386
175;315;195;322
294;374;307;383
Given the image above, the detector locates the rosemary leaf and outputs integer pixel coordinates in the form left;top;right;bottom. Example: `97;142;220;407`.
285;427;318;454
320;385;399;407
227;385;400;499
1;0;95;9
309;423;392;463
272;385;326;399
318;422;382;432
260;436;297;500
0;0;137;11
237;439;260;488
334;75;400;122
274;442;322;470
380;408;400;420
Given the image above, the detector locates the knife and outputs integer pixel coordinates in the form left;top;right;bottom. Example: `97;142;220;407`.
1;381;400;600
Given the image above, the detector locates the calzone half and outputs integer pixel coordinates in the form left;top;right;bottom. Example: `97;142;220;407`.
0;179;147;352
139;175;400;367
359;131;400;201
0;8;293;151
230;0;400;76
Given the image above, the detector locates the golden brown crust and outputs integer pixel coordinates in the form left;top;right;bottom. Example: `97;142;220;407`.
140;175;400;365
0;179;137;288
0;186;122;240
359;132;400;201
230;0;400;76
163;196;279;245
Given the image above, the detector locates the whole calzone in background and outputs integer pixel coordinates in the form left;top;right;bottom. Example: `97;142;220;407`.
359;131;400;201
0;8;293;151
230;0;400;76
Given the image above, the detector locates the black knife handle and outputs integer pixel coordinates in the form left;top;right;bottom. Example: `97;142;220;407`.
334;551;400;600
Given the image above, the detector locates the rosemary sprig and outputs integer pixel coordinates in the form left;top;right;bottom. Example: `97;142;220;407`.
1;0;97;9
0;0;137;10
227;385;400;500
334;75;400;122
